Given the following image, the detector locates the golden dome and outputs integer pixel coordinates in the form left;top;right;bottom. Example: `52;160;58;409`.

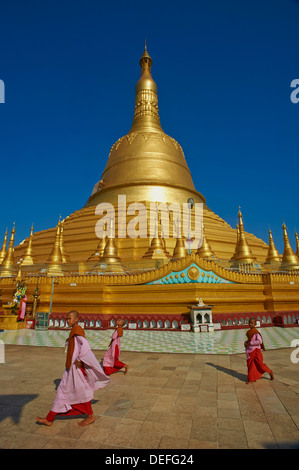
85;45;205;207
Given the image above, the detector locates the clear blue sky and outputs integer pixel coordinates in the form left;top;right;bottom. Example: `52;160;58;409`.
0;0;298;254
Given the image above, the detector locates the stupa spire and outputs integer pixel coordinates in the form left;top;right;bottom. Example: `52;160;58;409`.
21;224;37;266
87;236;107;262
2;224;16;267
100;237;124;272
172;237;187;260
231;208;256;264
59;219;71;263
46;218;63;272
130;43;162;133
264;228;281;264
231;224;240;261
196;225;214;259
0;229;8;264
0;224;17;276
281;222;299;270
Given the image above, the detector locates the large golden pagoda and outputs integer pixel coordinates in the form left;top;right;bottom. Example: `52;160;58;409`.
1;45;299;329
11;45;270;265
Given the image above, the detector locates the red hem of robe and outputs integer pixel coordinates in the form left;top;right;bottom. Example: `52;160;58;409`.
247;347;271;382
46;401;93;422
103;345;126;375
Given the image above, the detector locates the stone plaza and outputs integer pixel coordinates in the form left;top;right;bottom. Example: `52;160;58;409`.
0;328;299;450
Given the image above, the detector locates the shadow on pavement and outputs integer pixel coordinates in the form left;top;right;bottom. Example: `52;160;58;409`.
206;363;248;382
0;394;38;424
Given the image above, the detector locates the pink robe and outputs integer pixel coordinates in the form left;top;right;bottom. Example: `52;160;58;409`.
103;330;120;368
18;295;27;320
103;329;126;375
50;335;110;414
245;332;272;382
245;333;263;360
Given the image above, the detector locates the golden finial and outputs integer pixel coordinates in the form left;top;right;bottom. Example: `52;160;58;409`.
142;235;172;260
281;221;299;270
172;237;188;260
143;210;171;260
0;224;17;276
130;42;161;133
87;236;107;262
140;40;152;67
59;219;71;263
99;237;124;272
196;224;214;259
231;224;240;261
264;228;281;264
21;224;37;266
231;209;256;265
0;229;8;264
46;218;63;274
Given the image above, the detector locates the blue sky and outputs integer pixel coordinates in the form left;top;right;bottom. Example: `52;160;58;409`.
0;0;298;254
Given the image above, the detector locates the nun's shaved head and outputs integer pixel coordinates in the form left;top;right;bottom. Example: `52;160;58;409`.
67;310;79;320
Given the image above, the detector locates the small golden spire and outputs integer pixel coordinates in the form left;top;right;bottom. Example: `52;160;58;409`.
0;224;17;276
171;217;187;260
196;225;214;259
231;224;240;261
0;229;8;264
172;237;187;261
59;220;71;263
264;228;281;264
143;215;172;260
46;219;63;273
21;224;37;266
87;236;107;262
142;236;172;260
231;209;256;264
101;238;121;261
100;237;124;272
281;222;299;270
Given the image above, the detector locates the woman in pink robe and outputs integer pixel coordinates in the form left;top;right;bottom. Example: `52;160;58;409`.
103;319;129;375
244;318;274;384
17;294;27;321
36;311;110;426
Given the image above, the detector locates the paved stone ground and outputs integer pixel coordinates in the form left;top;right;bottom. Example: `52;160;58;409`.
0;345;299;450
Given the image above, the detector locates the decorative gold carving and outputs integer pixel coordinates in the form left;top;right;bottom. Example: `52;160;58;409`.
187;266;199;280
126;133;137;144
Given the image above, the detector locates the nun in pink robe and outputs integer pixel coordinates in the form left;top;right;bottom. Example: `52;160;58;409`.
45;332;110;422
17;294;27;321
103;323;128;375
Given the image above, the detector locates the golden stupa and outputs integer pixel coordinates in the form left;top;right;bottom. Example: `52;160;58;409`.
1;45;299;329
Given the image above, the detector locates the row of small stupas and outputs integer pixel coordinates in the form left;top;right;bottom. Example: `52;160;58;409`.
1;208;299;278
